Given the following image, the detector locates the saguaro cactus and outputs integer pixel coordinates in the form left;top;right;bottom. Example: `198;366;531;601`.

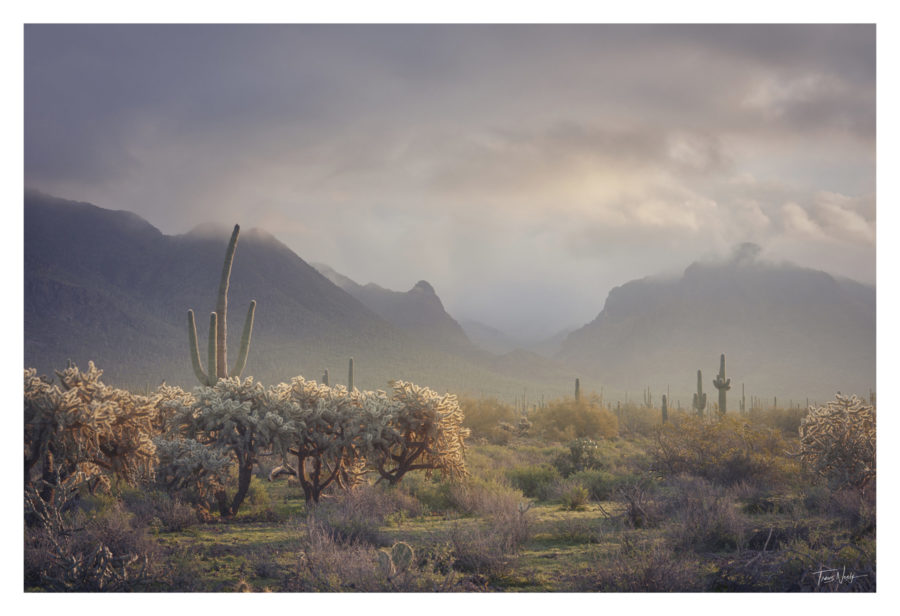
661;394;668;423
575;378;581;402
187;224;256;386
322;369;329;386
712;353;731;417
692;370;707;418
348;357;354;391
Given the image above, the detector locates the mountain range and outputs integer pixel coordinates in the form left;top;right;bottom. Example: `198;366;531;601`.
557;245;875;404
24;192;875;403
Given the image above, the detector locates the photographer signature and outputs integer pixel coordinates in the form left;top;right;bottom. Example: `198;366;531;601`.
812;566;868;587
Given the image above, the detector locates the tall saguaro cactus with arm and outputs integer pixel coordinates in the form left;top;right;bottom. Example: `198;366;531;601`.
692;370;707;418
712;353;731;417
187;224;256;386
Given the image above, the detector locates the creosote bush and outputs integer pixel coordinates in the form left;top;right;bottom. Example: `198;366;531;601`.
505;464;561;500
459;396;517;444
530;398;618;442
651;413;797;487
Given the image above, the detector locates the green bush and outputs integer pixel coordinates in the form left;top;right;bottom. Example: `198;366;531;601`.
531;398;618;442
568;469;617;501
553;437;604;477
615;403;660;438
650;414;798;487
559;483;590;511
459;397;518;444
506;464;561;501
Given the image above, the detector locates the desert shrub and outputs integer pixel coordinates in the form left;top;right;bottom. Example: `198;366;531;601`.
749;406;807;436
661;476;747;553
711;536;875;592
549;516;605;544
651;414;797;487
530;398;618;442
552;437;604;477
568;469;617;501
568;536;707;592
445;479;533;577
558;482;590;511
615;403;660;438
120;488;198;532
728;481;785;515
505;464;561;500
447;506;532;579
797;393;875;491
827;486;876;536
401;474;456;514
447;477;529;518
459;397;518;444
614;476;661;529
311;483;423;546
286;519;454;591
24;496;162;591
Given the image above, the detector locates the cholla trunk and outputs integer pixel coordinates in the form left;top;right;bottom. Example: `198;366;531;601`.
228;460;254;516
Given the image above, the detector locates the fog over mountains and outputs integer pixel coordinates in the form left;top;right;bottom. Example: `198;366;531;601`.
558;245;876;403
24;192;875;403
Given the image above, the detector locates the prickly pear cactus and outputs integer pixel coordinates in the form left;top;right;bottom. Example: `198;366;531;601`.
376;549;394;577
391;541;414;571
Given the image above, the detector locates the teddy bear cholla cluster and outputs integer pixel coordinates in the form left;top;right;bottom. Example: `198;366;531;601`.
26;362;470;517
163;374;470;506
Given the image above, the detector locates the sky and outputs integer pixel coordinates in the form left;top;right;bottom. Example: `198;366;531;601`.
24;24;876;339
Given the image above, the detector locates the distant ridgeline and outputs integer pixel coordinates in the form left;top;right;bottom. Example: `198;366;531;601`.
23;191;568;398
557;252;875;402
25;192;874;402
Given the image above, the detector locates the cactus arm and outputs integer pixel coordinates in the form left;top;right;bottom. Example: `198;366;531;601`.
187;309;209;385
208;312;218;385
216;224;240;379
230;300;256;378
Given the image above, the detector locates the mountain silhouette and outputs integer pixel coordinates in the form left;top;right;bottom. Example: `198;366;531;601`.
24;191;554;397
557;244;875;402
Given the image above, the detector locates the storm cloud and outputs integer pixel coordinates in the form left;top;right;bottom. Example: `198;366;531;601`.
24;24;875;337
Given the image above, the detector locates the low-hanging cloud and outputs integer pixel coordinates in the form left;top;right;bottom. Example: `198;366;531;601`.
24;24;875;335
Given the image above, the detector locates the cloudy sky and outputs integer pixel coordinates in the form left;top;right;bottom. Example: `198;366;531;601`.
24;24;875;338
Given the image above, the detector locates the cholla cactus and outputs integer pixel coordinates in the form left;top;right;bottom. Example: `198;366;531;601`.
24;362;160;507
168;376;287;516
798;393;875;491
369;380;470;485
268;376;375;504
152;437;232;510
187;224;256;386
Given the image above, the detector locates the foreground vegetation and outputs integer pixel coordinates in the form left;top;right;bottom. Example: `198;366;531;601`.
24;367;875;592
23;225;874;592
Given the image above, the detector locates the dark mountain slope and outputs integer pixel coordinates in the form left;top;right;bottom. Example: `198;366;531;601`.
557;250;875;402
24;192;550;396
312;263;476;355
